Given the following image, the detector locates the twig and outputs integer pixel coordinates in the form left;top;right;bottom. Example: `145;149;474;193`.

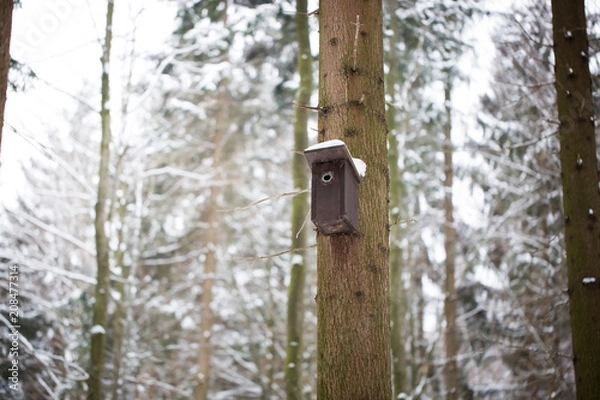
238;244;317;261
296;208;312;239
219;188;311;213
505;130;559;150
390;216;418;227
352;13;360;70
292;101;321;111
386;101;404;111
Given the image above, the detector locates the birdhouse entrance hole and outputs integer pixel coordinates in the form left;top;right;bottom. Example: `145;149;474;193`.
321;171;334;184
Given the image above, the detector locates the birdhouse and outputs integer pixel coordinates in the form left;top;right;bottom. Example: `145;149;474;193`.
304;140;363;235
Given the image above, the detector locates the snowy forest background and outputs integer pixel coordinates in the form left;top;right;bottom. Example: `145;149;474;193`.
1;0;599;398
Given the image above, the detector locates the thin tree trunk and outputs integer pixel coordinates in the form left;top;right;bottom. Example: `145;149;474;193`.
385;0;408;396
194;4;228;398
316;0;391;397
195;122;221;400
88;1;115;399
442;81;458;400
111;183;130;400
550;1;600;398
284;0;313;397
0;0;14;159
411;215;428;396
194;91;226;400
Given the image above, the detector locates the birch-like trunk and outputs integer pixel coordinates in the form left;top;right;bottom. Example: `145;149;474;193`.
284;0;313;397
550;1;600;397
88;1;115;399
316;0;391;397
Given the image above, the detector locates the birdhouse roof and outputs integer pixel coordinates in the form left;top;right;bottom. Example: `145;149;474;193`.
304;140;363;181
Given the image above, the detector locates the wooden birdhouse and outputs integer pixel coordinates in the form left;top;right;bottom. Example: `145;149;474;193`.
304;140;364;235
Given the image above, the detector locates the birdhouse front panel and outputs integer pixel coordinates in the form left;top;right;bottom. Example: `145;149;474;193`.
310;160;359;235
304;140;362;235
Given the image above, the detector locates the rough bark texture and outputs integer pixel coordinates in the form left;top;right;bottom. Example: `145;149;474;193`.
284;0;313;397
317;0;391;398
385;0;408;396
442;82;458;400
550;1;600;398
0;0;14;160
88;1;115;399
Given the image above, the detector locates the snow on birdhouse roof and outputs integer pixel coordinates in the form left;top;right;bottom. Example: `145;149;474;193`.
304;139;346;152
352;157;366;178
304;139;366;180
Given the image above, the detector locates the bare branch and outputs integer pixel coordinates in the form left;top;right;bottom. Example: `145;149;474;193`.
8;209;95;255
219;188;310;213
238;244;317;261
292;101;321;111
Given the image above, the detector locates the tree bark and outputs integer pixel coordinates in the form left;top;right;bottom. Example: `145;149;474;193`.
284;0;313;397
550;1;600;398
442;81;458;400
88;1;115;399
0;0;14;160
317;0;391;398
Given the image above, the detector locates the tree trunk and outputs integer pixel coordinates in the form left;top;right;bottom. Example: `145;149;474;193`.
550;1;600;398
316;0;391;398
385;0;408;396
88;1;115;399
442;81;458;400
0;0;13;159
194;99;224;400
194;4;228;398
284;0;313;397
111;182;131;400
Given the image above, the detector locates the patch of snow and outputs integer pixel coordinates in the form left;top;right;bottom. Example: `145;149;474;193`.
291;254;303;265
90;325;106;335
304;139;345;152
583;277;596;285
181;315;196;330
352;158;367;177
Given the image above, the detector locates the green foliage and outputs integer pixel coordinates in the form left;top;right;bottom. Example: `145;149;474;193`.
8;58;36;92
